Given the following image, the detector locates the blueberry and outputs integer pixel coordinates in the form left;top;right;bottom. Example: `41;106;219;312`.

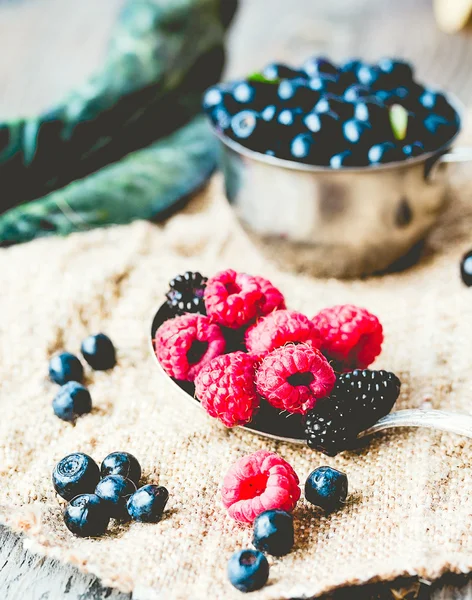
356;64;382;87
342;119;372;146
277;108;303;127
227;549;269;593
100;452;142;487
314;95;353;120
330;149;366;168
302;56;337;79
261;105;277;122
232;81;255;104
53;382;92;422
202;85;225;111
419;89;456;120
303;112;322;133
377;58;414;87
461;250;472;287
53;453;100;501
422;113;457;147
354;98;386;122
95;475;137;519
208;105;232;133
81;333;116;371
127;485;169;522
308;74;342;97
368;142;401;165
289;133;317;163
339;58;363;86
402;141;424;158
277;78;320;109
230;110;259;140
343;84;370;103
262;63;304;81
305;466;348;512
252;510;294;556
63;494;109;537
49;352;84;385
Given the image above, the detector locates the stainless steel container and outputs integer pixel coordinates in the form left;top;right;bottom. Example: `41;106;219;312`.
213;95;471;278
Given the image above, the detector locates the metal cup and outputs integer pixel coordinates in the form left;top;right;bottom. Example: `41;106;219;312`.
212;94;472;278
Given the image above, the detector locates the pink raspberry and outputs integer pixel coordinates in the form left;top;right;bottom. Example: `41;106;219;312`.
245;310;322;360
204;269;263;329
253;275;286;316
255;344;335;414
312;304;383;372
221;449;300;523
154;313;225;381
195;352;259;427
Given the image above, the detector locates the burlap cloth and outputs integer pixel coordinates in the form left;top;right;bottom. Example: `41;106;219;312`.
1;161;472;599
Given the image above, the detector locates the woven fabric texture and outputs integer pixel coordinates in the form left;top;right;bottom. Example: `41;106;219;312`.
0;169;472;599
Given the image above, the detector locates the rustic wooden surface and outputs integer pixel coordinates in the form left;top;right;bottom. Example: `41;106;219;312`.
1;0;472;598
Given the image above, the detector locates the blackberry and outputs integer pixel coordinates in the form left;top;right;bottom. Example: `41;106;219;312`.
166;272;207;316
304;397;358;456
335;369;401;428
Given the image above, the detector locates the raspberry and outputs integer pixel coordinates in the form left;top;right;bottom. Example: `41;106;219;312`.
166;271;207;316
195;352;259;427
154;314;225;381
221;449;300;523
312;304;383;371
255;345;335;415
246;310;322;360
334;369;401;428
304;397;357;456
253;275;286;316
204;269;264;329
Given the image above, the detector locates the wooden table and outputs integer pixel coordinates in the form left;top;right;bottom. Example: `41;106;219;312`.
1;0;471;597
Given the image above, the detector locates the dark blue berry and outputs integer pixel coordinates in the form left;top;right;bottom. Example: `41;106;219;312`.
252;510;294;556
53;453;100;501
342;119;372;145
402;141;424;158
95;475;137;520
232;81;255;104
127;485;169;522
368;141;401;165
330;149;365;168
227;549;269;593
304;466;348;512
81;333;116;371
100;452;142;487
277;78;320;109
63;494;109;537
302;56;337;79
290;133;317;162
356;64;382;87
53;382;92;422
461;250;472;287
422;113;457;147
339;58;363;85
377;58;414;88
303;111;322;133
262;63;303;81
208;105;232;133
261;105;277;122
49;352;84;385
343;84;370;103
314;95;353;120
277;108;303;127
230;110;259;140
419;89;455;120
202;85;225;111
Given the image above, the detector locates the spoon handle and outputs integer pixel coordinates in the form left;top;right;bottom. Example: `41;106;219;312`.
359;409;472;439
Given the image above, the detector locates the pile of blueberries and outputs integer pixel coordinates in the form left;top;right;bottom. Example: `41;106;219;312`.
48;333;116;422
228;466;348;593
53;451;169;537
203;56;459;167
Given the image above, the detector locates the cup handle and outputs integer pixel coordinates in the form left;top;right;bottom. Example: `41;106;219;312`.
425;146;472;181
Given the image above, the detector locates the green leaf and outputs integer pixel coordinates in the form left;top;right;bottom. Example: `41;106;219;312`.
389;104;409;141
247;72;280;84
0;116;218;245
0;0;237;213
